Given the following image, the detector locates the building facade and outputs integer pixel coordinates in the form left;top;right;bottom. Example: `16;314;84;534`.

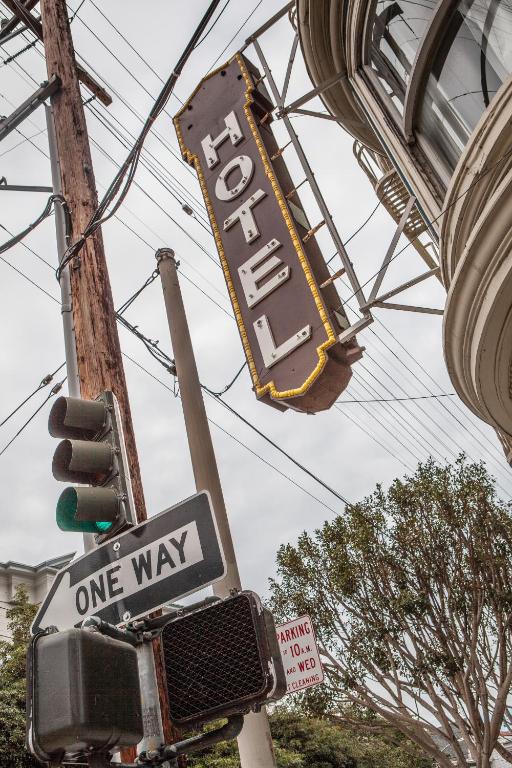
0;554;73;640
297;0;512;460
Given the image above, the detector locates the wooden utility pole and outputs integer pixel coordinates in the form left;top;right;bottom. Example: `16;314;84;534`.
39;0;143;513
38;0;173;752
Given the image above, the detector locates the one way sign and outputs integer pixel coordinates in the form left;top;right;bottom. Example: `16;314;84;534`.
32;492;226;634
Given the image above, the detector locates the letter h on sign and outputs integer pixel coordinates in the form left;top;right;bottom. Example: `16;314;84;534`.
174;54;362;414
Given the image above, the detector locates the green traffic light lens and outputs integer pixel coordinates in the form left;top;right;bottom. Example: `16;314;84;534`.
56;488;113;533
95;520;113;532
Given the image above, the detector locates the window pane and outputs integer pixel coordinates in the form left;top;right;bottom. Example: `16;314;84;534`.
418;0;512;173
370;0;437;109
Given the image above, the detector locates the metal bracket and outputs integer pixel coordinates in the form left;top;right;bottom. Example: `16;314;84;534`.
136;715;244;765
367;195;416;305
251;37;368;312
338;315;373;344
0;183;53;192
287;107;339;121
242;3;445;342
372;301;443;315
279;70;348;116
0;76;60;142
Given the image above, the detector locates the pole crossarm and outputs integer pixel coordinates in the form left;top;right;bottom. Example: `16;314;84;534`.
0;76;60;142
0;183;53;192
0;0;39;43
2;0;112;106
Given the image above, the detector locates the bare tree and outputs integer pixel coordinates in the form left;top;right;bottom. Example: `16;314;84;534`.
270;456;512;768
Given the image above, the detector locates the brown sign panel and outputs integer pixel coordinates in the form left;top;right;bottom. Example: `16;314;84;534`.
174;54;362;413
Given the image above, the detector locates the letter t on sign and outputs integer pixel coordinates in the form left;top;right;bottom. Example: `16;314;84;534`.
201;111;243;170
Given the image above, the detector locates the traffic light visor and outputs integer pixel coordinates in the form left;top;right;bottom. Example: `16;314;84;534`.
49;397;107;440
56;487;117;533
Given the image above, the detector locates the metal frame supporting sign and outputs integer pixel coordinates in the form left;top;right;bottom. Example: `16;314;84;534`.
174;54;363;414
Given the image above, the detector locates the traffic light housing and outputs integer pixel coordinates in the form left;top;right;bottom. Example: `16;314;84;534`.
159;591;286;726
49;391;135;540
27;628;143;763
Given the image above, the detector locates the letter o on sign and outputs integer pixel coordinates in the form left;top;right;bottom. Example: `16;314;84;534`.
215;155;254;201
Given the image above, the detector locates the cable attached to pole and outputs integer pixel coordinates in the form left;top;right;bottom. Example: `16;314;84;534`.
55;0;222;281
0;194;71;258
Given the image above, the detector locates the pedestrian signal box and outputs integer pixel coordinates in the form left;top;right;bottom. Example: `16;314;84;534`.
27;628;143;764
160;591;286;726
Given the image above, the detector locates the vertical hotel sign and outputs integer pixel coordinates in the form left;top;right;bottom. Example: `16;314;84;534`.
174;55;361;413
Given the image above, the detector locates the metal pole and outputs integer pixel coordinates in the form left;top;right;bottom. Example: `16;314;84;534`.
45;103;80;399
46;103;96;555
156;248;277;768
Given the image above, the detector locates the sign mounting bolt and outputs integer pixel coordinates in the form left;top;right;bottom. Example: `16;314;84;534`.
113;541;120;552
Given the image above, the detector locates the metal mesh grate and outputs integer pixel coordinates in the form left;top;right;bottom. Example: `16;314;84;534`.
161;594;269;725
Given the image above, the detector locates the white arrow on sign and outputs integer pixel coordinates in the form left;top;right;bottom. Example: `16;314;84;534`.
41;522;203;630
32;492;226;634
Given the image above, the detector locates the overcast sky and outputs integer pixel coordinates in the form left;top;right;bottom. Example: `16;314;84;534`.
1;0;511;603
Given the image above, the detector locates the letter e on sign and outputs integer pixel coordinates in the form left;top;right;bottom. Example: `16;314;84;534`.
275;615;324;695
174;54;363;414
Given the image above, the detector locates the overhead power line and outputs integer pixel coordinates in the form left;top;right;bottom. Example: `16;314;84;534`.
122;350;338;516
0;194;70;258
55;0;222;279
0;378;66;457
2;13;511;490
0;363;65;428
194;0;231;48
336;392;456;404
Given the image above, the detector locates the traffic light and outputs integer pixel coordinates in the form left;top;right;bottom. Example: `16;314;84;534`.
159;591;286;726
27;628;143;763
49;391;135;540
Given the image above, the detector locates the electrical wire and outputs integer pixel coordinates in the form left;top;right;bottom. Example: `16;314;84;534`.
113;305;352;507
0;222;54;269
55;0;222;280
0;377;66;457
0;194;69;257
2;52;506;480
0;251;59;303
0;126;46;157
52;30;480;470
326;200;382;265
0;12;432;480
208;0;265;71
0;363;65;428
2;13;510;486
201;387;351;506
207;361;247;397
194;0;231;49
337;392;456;404
122;350;338;515
68;0;87;23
